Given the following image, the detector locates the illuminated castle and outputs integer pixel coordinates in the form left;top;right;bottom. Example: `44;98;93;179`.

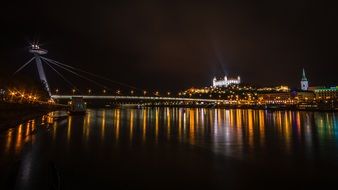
212;75;241;87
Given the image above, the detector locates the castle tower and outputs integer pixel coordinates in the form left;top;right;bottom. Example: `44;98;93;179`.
213;77;217;87
300;68;309;91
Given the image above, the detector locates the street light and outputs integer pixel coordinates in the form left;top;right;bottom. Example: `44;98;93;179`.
88;89;92;94
72;89;76;94
131;90;134;95
143;91;147;96
103;89;106;94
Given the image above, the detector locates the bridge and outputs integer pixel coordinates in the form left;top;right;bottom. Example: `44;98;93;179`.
14;44;226;105
51;95;228;103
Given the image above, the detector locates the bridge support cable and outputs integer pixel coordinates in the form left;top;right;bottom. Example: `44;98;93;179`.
42;59;78;91
13;57;35;75
42;57;111;90
41;56;141;91
43;57;109;90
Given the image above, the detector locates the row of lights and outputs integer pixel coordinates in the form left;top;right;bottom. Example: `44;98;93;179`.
8;90;38;100
55;89;171;96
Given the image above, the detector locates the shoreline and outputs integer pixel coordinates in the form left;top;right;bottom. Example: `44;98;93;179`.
0;111;49;133
0;102;66;133
92;104;338;112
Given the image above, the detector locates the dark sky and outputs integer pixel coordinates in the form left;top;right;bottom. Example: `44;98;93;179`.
1;0;338;92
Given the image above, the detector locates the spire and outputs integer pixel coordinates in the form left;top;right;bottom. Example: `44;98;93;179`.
301;68;307;81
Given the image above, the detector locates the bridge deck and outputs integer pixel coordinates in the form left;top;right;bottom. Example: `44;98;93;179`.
51;95;228;103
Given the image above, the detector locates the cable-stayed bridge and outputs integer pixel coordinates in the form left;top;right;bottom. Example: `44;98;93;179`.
51;95;227;103
14;44;227;104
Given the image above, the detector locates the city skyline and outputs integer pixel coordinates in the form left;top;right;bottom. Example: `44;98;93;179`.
5;54;335;94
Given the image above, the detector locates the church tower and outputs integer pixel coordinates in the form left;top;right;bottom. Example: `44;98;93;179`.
300;68;309;91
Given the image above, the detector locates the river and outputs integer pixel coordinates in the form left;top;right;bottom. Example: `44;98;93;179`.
1;108;338;189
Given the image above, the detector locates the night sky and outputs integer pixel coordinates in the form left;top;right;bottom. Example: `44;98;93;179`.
1;0;338;92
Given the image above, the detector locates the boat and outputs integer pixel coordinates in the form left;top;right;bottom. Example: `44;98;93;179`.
68;97;87;115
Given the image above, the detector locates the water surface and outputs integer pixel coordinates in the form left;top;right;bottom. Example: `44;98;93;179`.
1;108;338;189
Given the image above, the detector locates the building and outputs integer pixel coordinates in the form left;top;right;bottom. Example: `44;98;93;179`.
300;68;309;91
314;87;338;100
213;76;240;87
291;90;315;102
257;92;291;104
308;86;325;91
257;86;290;92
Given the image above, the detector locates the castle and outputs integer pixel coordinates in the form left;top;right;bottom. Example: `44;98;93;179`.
212;75;241;87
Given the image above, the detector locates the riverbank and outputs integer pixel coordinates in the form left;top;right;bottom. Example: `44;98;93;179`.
104;104;338;112
0;102;66;132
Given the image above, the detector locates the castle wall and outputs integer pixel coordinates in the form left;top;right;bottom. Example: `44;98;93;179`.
213;76;241;87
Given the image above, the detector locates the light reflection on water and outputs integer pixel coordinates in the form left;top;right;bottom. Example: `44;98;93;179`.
1;108;338;162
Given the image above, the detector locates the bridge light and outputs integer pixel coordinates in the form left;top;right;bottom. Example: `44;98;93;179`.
130;90;134;95
116;90;121;95
72;89;76;94
167;92;171;96
143;91;147;95
55;89;59;93
88;89;92;94
103;89;106;94
11;92;15;96
155;91;159;96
